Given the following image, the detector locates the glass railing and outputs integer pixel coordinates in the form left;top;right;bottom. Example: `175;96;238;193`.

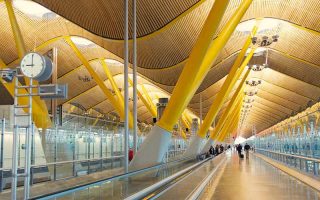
255;148;320;177
0;118;188;192
29;157;197;200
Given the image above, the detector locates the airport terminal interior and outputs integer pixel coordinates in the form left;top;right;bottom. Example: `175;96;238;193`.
0;0;320;199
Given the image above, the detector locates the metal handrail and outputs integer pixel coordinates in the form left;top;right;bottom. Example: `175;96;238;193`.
30;156;195;200
187;156;226;200
0;149;187;171
0;155;124;171
125;158;211;200
256;148;320;163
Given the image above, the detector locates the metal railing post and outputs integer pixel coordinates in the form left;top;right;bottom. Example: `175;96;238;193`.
132;0;138;155
88;134;91;174
124;0;129;173
100;129;103;171
72;129;76;177
54;126;57;181
111;133;114;168
0;118;5;192
30;122;35;186
11;77;19;200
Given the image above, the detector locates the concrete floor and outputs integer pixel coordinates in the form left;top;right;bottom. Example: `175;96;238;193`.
204;151;320;200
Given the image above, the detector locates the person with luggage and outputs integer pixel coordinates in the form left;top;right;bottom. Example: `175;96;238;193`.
219;145;224;153
236;144;243;158
215;145;220;155
209;145;215;156
244;143;250;159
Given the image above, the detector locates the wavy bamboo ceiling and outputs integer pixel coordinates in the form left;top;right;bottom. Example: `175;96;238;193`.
0;0;320;138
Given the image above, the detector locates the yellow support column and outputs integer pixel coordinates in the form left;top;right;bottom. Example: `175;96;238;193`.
4;0;26;58
225;111;241;141
210;69;252;140
4;0;51;128
158;0;253;132
141;85;155;110
214;95;243;142
128;79;157;118
100;59;134;128
130;0;252;170
68;105;76;113
64;37;134;128
100;59;125;107
218;112;240;142
197;34;257;138
185;48;255;157
200;68;252;153
92;118;99;127
216;98;242;142
181;115;191;130
184;112;193;125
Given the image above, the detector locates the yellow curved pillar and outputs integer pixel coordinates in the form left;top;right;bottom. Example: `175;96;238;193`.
198;47;256;138
214;95;243;141
157;0;231;131
101;59;134;128
5;0;51;128
65;37;134;127
210;67;252;139
158;0;253;132
128;80;157;118
219;111;240;142
216;98;242;142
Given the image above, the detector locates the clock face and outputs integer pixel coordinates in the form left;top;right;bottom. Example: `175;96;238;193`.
20;53;45;78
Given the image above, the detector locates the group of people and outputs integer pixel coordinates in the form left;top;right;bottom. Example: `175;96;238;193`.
235;143;251;159
208;144;231;156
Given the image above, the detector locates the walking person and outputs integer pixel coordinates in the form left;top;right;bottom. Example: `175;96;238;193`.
244;143;250;159
209;145;215;156
236;144;243;158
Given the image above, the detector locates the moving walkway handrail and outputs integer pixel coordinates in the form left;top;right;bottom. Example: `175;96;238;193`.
256;148;320;163
124;158;211;200
30;155;196;200
187;156;226;200
126;151;229;200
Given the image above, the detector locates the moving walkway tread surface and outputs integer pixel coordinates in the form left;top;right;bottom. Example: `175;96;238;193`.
201;151;320;200
156;153;226;200
0;158;198;199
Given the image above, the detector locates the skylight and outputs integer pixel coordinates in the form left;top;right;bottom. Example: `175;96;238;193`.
236;18;283;34
105;59;123;66
13;0;57;19
246;47;267;56
71;36;94;47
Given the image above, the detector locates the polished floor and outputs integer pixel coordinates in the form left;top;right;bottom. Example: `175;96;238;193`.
203;151;320;200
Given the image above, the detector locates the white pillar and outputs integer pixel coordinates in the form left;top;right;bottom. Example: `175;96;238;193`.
184;118;204;158
123;0;129;173
132;0;138;154
129;125;171;170
200;138;214;154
